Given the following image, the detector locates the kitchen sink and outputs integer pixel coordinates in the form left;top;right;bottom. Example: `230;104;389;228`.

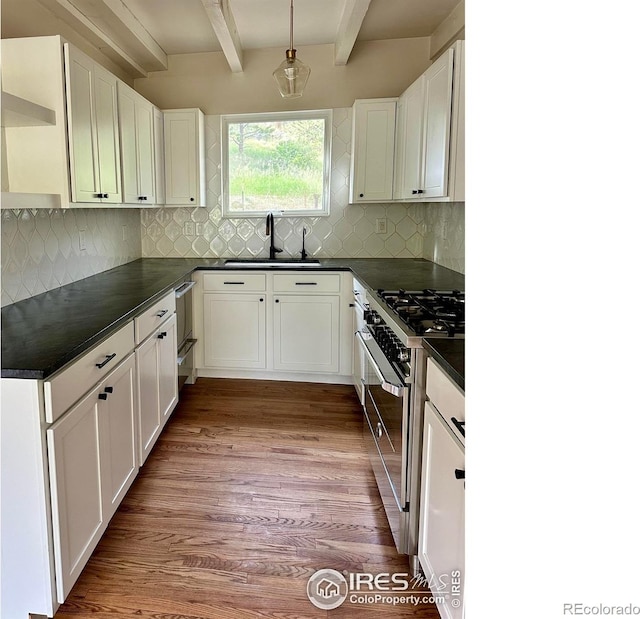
223;259;321;268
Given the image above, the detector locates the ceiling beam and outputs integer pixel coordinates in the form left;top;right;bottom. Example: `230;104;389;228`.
75;0;168;71
430;0;465;60
334;0;372;66
37;0;148;77
200;0;244;73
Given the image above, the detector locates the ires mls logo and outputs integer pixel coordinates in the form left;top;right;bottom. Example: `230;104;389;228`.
306;569;349;610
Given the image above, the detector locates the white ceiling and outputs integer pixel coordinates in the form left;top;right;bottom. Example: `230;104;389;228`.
1;0;462;76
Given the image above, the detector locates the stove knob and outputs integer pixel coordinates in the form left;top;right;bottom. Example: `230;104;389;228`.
398;348;410;362
365;310;382;326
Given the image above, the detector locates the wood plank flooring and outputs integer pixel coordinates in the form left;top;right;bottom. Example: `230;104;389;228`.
55;378;439;618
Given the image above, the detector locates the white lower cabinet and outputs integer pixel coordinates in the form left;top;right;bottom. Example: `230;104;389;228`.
2;296;184;617
197;271;351;379
203;293;266;369
419;397;465;619
136;312;178;464
47;353;137;602
273;294;340;373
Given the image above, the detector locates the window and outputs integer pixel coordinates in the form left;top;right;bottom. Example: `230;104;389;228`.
221;110;332;217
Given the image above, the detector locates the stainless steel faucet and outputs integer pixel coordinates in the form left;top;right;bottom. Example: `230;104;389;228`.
265;213;282;260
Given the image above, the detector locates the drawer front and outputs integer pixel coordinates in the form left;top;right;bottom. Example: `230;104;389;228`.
203;272;266;292
426;358;465;424
135;291;176;344
45;321;135;423
353;276;367;303
273;273;341;293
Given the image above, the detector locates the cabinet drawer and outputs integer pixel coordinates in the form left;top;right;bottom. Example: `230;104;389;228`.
203;272;266;292
44;321;135;423
135;291;176;344
426;358;465;424
273;273;340;293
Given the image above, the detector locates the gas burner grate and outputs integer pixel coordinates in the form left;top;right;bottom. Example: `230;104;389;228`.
377;289;465;337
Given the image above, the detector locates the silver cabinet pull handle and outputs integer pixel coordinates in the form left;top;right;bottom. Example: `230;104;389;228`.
156;309;169;318
174;281;196;298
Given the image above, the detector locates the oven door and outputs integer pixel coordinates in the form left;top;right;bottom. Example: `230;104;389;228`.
357;331;410;515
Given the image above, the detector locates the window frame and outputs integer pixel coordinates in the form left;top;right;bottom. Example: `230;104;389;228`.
221;109;332;218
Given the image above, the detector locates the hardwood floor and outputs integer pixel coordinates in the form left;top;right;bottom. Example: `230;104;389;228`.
55;378;439;618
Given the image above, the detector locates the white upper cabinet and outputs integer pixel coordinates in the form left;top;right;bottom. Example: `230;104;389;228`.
163;108;206;207
350;99;397;203
394;40;465;202
117;82;156;205
65;43;122;204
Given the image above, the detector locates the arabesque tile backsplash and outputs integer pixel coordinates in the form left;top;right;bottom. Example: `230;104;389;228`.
1;108;464;307
1;208;141;306
141;110;426;260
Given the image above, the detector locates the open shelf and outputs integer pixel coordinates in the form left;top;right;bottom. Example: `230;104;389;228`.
1;91;56;127
1;192;62;210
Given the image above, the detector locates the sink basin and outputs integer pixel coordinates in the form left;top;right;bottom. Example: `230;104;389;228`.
224;259;321;268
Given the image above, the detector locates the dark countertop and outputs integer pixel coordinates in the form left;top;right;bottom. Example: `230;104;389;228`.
1;258;464;380
422;338;465;391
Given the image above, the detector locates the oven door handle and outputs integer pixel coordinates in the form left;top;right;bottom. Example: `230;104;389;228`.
174;280;196;298
356;331;404;397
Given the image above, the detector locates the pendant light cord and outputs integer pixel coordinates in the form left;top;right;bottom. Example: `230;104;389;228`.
289;0;294;51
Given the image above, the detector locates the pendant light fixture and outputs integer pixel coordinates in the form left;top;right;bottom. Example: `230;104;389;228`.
273;0;310;98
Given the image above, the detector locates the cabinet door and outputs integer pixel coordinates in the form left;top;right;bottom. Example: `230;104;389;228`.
203;293;266;369
65;44;122;204
93;64;122;203
164;110;203;206
118;84;156;205
422;48;454;198
47;385;106;602
350;99;396;203
398;76;425;199
158;313;178;425
117;84;139;204
65;45;100;203
273;295;340;373
99;354;138;513
135;98;156;204
136;331;162;464
419;403;465;619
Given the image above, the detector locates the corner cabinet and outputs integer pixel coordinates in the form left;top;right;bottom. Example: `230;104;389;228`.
349;99;397;203
163;108;206;207
65;43;122;204
394;41;465;202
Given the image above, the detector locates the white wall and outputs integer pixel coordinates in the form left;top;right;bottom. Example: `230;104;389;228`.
135;38;432;115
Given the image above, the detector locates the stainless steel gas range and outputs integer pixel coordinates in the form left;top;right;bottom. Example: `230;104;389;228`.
354;288;464;573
